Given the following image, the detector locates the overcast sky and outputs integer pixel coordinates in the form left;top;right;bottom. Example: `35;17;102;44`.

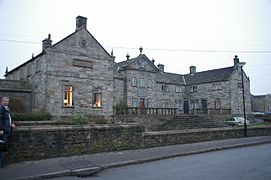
0;0;270;95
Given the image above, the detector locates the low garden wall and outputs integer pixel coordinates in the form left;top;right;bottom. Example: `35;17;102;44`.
5;125;271;163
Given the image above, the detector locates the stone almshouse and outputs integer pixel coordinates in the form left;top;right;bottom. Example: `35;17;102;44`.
4;16;251;117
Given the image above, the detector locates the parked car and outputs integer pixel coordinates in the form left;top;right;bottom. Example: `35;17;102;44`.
226;117;250;126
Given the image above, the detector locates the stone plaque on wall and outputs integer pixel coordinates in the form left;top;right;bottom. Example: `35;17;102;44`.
73;59;93;69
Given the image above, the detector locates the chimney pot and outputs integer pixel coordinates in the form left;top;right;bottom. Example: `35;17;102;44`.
152;58;155;64
126;53;130;60
190;66;196;74
234;55;239;66
158;64;164;72
76;16;87;30
42;34;52;51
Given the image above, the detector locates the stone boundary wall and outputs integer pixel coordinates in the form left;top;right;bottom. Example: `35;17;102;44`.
6;124;144;163
5;125;271;163
143;127;271;148
113;114;231;131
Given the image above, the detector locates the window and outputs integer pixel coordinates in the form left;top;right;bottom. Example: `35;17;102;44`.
147;79;153;88
139;78;145;88
63;85;73;107
190;86;198;93
33;92;38;107
165;100;170;108
190;100;199;109
36;60;41;73
175;100;182;109
20;68;26;80
131;77;137;87
27;64;31;77
93;88;102;107
162;100;170;108
212;83;222;90
132;98;138;107
162;84;170;92
201;99;207;109
215;98;221;109
175;85;182;93
146;99;151;108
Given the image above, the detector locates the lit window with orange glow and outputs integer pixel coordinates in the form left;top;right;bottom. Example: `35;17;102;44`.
93;88;102;107
63;85;73;107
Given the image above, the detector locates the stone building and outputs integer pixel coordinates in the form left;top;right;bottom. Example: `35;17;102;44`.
251;94;271;113
114;53;251;116
4;16;251;118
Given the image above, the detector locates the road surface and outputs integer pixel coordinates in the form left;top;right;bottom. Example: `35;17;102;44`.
55;143;271;180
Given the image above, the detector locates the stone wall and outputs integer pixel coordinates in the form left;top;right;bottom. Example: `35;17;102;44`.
0;79;32;113
113;114;231;131
5;124;271;163
144;127;271;148
6;124;144;163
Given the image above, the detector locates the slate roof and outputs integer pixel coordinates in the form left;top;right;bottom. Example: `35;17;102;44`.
184;66;235;85
156;72;185;85
116;54;159;71
115;53;236;86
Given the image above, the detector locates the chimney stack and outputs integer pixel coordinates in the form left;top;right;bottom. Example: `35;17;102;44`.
42;34;52;51
152;58;155;64
234;55;239;66
76;16;87;30
190;66;196;74
157;64;164;72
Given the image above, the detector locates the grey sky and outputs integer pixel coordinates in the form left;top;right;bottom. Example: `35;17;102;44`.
0;0;270;95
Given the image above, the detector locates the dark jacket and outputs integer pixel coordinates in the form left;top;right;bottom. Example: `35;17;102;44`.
0;105;12;135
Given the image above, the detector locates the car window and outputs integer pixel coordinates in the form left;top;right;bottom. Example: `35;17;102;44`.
227;118;234;121
236;117;244;122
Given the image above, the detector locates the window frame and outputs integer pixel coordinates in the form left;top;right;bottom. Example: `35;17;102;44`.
162;84;170;92
139;78;145;88
63;85;74;108
215;98;221;109
175;85;182;93
131;77;137;87
132;98;138;108
190;85;198;93
93;88;102;108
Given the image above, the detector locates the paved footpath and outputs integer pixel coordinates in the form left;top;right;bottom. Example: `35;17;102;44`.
1;136;271;180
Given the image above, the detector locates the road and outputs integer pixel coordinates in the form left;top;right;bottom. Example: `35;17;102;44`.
55;143;271;180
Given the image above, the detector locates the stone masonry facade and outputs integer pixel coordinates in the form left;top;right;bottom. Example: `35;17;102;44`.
4;16;251;118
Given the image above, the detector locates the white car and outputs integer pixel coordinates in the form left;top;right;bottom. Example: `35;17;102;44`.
226;117;250;126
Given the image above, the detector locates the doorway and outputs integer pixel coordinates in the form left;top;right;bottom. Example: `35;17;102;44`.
183;100;189;114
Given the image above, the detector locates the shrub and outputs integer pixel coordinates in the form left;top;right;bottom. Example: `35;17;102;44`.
72;115;87;125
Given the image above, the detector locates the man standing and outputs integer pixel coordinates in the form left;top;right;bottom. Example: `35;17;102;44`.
0;97;16;167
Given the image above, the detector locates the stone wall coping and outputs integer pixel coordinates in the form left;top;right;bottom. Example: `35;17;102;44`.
144;126;271;136
15;124;144;132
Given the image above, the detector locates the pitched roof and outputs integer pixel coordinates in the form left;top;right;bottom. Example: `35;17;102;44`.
184;66;235;85
114;54;236;85
156;72;185;85
115;54;159;71
6;27;112;75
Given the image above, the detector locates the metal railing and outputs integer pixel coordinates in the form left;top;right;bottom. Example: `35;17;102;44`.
190;108;231;115
114;107;177;115
114;107;231;116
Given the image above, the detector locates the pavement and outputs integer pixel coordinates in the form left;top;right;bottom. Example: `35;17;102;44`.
0;136;271;180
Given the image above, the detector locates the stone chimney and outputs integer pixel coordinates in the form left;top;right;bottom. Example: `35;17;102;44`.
42;34;52;51
76;16;87;30
152;58;155;64
234;55;239;66
158;64;164;72
190;66;196;74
